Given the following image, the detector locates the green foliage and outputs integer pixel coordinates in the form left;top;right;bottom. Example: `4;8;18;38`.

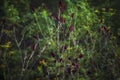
0;0;119;80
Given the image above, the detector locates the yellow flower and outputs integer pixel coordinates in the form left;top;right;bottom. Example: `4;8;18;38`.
5;41;11;48
67;46;72;51
102;8;106;11
0;41;11;48
10;50;15;55
37;66;42;71
54;77;57;80
39;59;46;65
3;30;12;34
109;8;113;11
95;10;99;13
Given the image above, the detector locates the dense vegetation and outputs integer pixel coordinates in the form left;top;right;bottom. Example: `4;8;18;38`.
0;0;120;80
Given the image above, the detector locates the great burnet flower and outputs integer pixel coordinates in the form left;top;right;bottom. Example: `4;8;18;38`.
77;6;81;10
49;13;54;19
60;17;65;23
39;59;46;65
72;62;79;73
66;67;72;75
50;51;55;57
68;25;74;32
62;45;67;50
0;41;11;48
71;13;75;18
79;53;83;59
59;0;64;13
59;0;64;8
59;58;63;62
87;69;92;75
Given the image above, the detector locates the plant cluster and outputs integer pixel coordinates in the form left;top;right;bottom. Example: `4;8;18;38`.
0;0;119;80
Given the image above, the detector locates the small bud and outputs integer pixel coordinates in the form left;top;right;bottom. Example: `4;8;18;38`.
62;45;67;50
59;0;64;8
79;54;83;59
87;69;92;75
49;14;53;19
71;13;75;18
69;25;74;32
50;52;55;57
60;17;65;23
77;6;81;10
33;35;39;40
59;58;63;62
55;16;59;21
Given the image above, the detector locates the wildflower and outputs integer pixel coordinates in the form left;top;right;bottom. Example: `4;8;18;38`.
49;13;54;19
26;41;31;48
95;10;99;13
67;46;72;51
37;66;42;71
59;0;65;13
59;0;64;8
10;50;15;55
66;67;72;74
60;17;65;23
79;53;83;59
1;41;12;48
102;8;106;11
31;6;35;12
62;45;67;50
39;59;46;65
99;19;104;23
54;59;57;63
59;58;63;62
87;69;92;75
68;25;74;32
109;8;113;11
104;27;110;33
55;16;59;21
71;13;75;18
72;62;79;73
68;57;71;60
77;6;81;10
50;51;55;57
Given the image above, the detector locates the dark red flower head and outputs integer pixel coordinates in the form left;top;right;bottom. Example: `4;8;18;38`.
50;51;55;57
69;25;74;32
62;45;67;50
59;0;64;8
60;17;65;23
87;69;92;75
59;0;65;13
66;67;72;74
59;58;63;62
77;6;81;10
49;14;53;19
31;6;35;12
71;13;75;18
55;16;59;21
79;54;83;59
